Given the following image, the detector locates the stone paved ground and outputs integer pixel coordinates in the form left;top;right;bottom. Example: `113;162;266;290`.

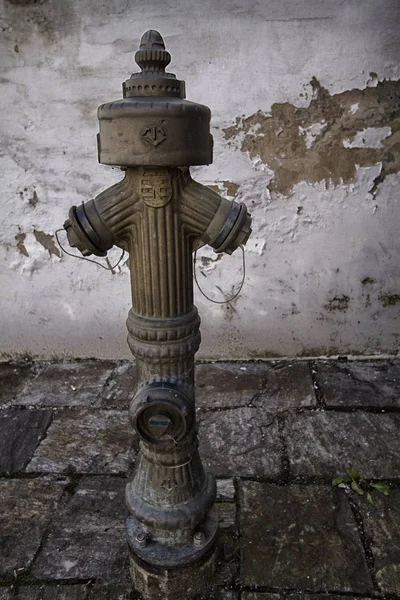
0;358;399;599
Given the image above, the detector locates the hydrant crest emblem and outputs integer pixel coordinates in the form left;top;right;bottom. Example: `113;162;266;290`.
141;169;172;208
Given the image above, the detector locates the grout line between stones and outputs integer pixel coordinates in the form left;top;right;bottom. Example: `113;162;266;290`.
234;476;242;600
4;401;400;415
240;585;391;598
21;409;55;472
277;412;290;484
97;361;123;405
347;495;380;592
3;472;400;488
195;355;399;364
309;360;326;408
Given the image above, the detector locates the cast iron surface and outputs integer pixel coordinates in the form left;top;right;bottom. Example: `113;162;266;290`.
62;29;252;598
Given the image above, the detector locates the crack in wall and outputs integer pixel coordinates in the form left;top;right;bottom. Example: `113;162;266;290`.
223;78;400;196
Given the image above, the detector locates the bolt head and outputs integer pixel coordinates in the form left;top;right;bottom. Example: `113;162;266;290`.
193;531;206;547
136;532;148;547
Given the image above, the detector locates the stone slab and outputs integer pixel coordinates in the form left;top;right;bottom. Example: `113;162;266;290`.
215;531;240;588
218;503;237;530
0;362;37;406
358;488;400;594
199;407;282;477
26;409;133;474
16;361;116;407
240;482;372;591
256;361;316;409
0;409;52;473
216;479;235;501
196;363;266;410
0;478;64;575
32;476;127;580
314;360;400;407
17;586;88;599
100;361;137;409
196;362;315;410
285;411;400;479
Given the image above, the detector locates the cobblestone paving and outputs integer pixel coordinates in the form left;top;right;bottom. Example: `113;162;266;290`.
0;358;399;599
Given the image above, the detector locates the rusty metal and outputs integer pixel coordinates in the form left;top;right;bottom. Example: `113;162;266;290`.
63;30;251;600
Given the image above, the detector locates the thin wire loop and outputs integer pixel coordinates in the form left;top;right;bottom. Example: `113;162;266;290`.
55;229;126;272
193;244;246;304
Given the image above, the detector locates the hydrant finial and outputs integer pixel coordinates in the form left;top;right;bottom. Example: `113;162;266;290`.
135;29;171;74
139;29;165;49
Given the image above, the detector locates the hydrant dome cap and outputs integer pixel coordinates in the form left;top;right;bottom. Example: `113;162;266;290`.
97;30;213;167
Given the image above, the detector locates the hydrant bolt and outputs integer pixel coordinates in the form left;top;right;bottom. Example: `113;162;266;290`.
136;532;148;547
193;532;206;547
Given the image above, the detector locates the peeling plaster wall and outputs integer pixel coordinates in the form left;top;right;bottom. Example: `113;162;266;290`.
0;0;399;359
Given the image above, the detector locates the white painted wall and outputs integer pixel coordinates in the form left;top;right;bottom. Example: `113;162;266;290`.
0;0;399;359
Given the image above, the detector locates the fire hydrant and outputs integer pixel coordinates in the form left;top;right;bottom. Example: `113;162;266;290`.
63;30;251;600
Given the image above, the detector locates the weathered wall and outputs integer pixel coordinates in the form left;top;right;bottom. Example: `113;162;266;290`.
0;0;399;360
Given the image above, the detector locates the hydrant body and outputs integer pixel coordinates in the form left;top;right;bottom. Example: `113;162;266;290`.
63;30;251;599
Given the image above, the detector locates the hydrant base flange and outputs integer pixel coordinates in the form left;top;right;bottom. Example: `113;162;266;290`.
129;544;217;600
126;506;218;568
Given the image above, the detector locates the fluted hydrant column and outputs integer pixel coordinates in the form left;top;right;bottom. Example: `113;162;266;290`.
62;31;251;600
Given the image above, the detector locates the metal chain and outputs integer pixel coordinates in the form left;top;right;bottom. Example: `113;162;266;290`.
57;227;246;300
55;229;126;272
193;244;246;304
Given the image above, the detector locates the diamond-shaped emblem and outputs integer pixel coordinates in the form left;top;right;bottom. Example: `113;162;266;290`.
141;126;167;147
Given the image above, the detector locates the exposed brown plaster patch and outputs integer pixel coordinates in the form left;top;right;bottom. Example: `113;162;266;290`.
33;230;60;258
15;232;28;257
206;185;220;194
222;181;240;197
223;78;400;196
